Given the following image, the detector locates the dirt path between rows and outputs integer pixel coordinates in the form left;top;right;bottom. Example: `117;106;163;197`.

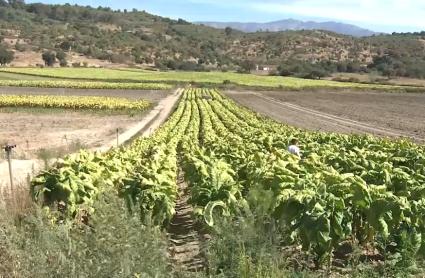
226;90;425;143
0;89;182;194
168;170;206;273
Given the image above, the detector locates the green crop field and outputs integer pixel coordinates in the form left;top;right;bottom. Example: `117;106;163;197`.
27;88;425;276
1;67;422;91
0;71;54;80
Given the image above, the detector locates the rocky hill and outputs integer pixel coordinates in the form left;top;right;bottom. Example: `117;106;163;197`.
0;1;424;78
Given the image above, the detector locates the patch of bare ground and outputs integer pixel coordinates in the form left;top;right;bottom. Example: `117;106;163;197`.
0;111;144;160
0;111;143;192
8;50;128;68
168;170;207;273
225;89;425;142
8;50;44;67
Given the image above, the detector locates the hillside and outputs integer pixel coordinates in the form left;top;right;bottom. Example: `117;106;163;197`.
0;1;425;78
198;19;378;37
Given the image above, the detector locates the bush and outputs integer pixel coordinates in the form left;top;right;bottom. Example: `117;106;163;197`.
15;42;27;52
277;59;332;79
158;59;206;71
41;51;56;66
110;53;130;64
59;59;67;67
0;46;14;65
55;50;66;61
177;61;205;71
237;59;256;73
59;41;72;51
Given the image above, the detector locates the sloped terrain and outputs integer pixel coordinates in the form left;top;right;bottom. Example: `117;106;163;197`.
0;2;425;75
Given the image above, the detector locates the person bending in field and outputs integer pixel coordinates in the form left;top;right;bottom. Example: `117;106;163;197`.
288;138;301;157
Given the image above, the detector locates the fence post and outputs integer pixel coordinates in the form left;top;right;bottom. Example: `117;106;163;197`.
4;144;16;195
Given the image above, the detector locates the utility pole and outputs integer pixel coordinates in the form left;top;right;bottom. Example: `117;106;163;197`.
3;144;16;194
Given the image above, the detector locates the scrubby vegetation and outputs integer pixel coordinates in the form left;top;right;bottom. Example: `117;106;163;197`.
0;190;171;277
0;44;13;65
0;1;424;79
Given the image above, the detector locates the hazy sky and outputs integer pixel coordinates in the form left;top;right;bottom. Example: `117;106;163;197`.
26;0;425;33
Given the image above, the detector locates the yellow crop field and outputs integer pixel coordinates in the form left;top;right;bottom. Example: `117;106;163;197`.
0;78;172;90
0;95;151;111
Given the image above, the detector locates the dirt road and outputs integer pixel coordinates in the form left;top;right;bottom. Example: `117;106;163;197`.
96;88;182;151
226;90;425;142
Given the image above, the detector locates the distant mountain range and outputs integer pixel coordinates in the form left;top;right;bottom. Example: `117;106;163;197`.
197;19;380;37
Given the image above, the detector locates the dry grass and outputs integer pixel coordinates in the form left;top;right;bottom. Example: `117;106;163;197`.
0;189;173;278
0;181;34;219
0;183;34;277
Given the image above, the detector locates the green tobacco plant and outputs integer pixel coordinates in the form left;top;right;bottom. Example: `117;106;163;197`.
31;87;425;268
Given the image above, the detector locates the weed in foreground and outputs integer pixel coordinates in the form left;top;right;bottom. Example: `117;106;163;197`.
0;191;171;278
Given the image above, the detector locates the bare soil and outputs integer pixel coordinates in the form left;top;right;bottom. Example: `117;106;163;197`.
168;170;206;273
225;90;425;142
8;50;128;68
0;111;144;160
0;111;142;192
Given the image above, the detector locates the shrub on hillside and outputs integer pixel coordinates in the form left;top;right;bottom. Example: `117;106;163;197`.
41;51;56;66
0;46;14;65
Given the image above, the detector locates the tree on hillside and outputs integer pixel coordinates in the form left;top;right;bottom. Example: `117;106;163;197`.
59;41;72;51
238;59;256;73
55;50;66;61
55;49;67;66
42;51;56;66
0;46;14;65
304;69;328;80
225;27;233;36
277;59;333;79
